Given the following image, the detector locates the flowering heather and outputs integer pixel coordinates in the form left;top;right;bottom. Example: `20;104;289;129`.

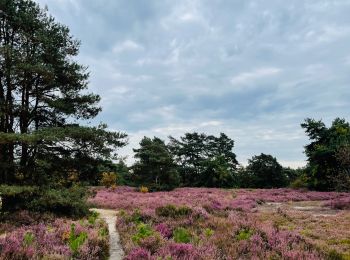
323;196;350;210
89;187;348;213
90;187;350;259
0;214;109;259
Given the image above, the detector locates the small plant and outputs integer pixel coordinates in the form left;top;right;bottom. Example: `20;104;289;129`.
100;172;117;188
98;227;109;237
140;186;149;193
155;204;192;218
88;211;99;225
204;228;214;237
23;232;35;247
173;227;192;243
235;228;253;241
132;223;154;244
68;224;88;255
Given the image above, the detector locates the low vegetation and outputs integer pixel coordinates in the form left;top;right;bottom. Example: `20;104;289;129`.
90;187;350;259
0;211;109;259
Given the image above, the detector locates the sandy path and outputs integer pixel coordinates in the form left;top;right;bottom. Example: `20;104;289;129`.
90;208;124;260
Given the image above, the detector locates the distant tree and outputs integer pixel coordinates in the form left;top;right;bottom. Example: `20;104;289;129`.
132;137;180;191
114;159;132;186
243;153;287;188
168;132;238;187
301;118;350;191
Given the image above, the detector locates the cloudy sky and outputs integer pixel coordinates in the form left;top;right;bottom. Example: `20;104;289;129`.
35;0;350;167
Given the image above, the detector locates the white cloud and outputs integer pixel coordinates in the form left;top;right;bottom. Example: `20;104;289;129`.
230;67;282;86
112;40;143;53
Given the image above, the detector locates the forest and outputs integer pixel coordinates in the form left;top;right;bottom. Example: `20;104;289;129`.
0;1;349;259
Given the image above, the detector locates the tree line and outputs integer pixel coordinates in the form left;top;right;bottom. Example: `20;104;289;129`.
126;119;349;192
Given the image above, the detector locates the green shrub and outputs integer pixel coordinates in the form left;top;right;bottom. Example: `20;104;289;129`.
0;185;38;211
68;224;87;255
235;228;254;241
28;186;90;218
326;249;344;260
173;227;192;243
88;211;99;225
155;204;192;218
132;223;154;244
290;175;309;189
23;232;35;247
204;228;214;237
98;226;109;238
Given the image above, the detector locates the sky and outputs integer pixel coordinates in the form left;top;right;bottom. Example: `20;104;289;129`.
35;0;350;168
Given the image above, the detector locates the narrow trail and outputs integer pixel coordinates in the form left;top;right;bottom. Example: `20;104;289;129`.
90;208;124;260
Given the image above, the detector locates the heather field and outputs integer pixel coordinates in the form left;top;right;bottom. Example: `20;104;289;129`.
90;187;350;260
0;211;109;259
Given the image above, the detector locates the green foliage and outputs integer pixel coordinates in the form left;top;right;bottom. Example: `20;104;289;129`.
301;118;350;191
98;226;109;238
0;185;38;211
0;0;127;215
204;228;214;237
326;249;344;260
235;228;254;241
241;153;287;188
28;186;90;218
68;224;88;255
290;174;310;189
173;227;192;243
132;223;154;244
155;204;192;218
132;137;180;191
88;211;100;225
23;232;35;247
168;132;238;187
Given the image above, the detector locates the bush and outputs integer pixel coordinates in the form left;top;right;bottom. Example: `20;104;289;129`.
235;228;254;241
0;185;38;212
173;227;192;243
155;204;192;218
99;172;117;188
28;186;90;218
290;174;309;189
140;186;149;193
132;223;154;244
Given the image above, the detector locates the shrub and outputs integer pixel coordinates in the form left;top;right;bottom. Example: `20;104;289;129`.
290;175;309;189
132;223;154;244
0;185;38;211
88;211;99;225
155;204;192;218
138;234;163;253
28;186;90;218
173;227;192;243
126;247;152;260
204;228;214;237
235;228;254;241
99;172;117;188
140;186;149;193
155;223;172;238
68;224;87;255
23;232;35;247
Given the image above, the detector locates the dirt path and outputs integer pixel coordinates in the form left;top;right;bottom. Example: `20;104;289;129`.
90;208;124;260
258;201;340;217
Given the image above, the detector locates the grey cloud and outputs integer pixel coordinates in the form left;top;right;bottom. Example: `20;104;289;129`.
35;0;350;167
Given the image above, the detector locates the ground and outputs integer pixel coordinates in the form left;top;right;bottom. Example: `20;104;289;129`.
90;187;350;260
